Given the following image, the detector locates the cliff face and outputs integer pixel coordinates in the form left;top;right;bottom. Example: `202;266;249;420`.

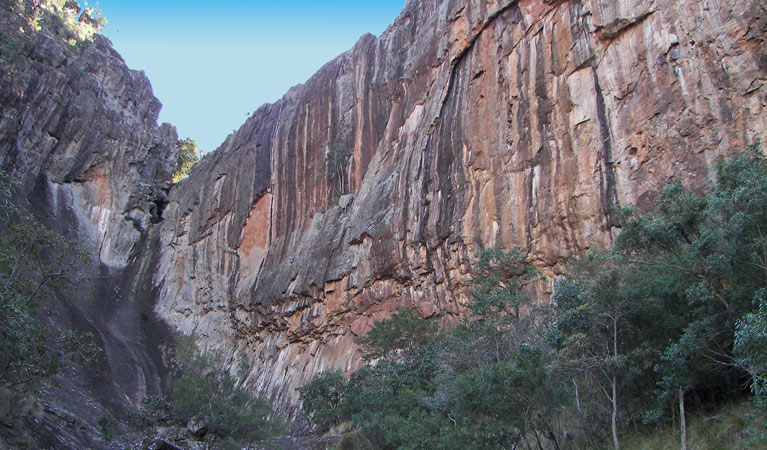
0;3;177;264
2;0;765;425
0;1;177;440
154;0;767;412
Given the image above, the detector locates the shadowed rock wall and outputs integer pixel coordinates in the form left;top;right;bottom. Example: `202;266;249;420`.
154;0;767;413
0;2;178;438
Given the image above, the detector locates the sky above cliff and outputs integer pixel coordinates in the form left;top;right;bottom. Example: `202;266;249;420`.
97;1;405;153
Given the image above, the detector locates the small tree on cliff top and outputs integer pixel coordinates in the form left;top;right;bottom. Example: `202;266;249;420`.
173;138;202;183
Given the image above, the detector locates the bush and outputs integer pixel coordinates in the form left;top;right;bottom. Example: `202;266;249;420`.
96;413;119;442
297;151;767;449
172;138;202;183
735;289;767;411
170;338;282;446
297;370;346;432
336;430;374;450
125;395;172;428
354;306;437;361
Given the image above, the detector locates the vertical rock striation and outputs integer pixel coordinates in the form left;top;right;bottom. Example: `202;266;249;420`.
0;2;177;265
2;0;765;422
0;0;178;430
155;0;767;413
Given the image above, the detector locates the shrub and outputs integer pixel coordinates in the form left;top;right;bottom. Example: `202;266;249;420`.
170;339;282;447
172;138;202;183
354;306;437;361
297;370;346;432
125;395;172;428
336;430;374;450
96;413;119;442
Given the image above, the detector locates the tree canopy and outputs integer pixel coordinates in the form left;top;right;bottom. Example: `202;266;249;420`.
173;138;202;183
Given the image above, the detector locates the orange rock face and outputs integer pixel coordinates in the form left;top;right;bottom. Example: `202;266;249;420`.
154;0;767;413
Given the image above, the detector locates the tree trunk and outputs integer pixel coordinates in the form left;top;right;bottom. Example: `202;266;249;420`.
679;387;687;450
611;315;620;450
547;430;562;450
611;375;620;450
534;430;545;450
573;378;581;412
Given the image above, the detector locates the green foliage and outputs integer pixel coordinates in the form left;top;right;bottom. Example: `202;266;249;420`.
340;346;443;450
297;370;346;432
617;148;767;316
172;138;202;183
299;151;767;449
123;341;284;447
1;0;109;77
0;175;100;418
622;400;765;449
735;289;767;411
447;343;565;449
125;394;172;428
470;247;539;319
301;249;562;450
615;149;767;421
547;150;767;445
354;306;437;361
327;319;566;450
16;0;104;40
551;251;682;448
553;149;765;446
169;338;282;446
335;430;374;450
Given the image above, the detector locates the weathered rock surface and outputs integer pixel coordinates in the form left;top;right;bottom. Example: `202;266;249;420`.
0;2;178;445
154;0;767;413
1;3;177;265
3;0;766;428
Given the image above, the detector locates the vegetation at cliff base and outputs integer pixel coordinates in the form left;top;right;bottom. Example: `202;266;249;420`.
355;306;438;361
171;338;284;447
0;175;100;420
298;150;767;449
124;337;284;449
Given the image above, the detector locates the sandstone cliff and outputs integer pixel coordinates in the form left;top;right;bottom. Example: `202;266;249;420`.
0;1;177;443
153;0;767;413
2;0;765;426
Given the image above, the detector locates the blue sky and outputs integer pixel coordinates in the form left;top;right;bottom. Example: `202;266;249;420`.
95;1;405;152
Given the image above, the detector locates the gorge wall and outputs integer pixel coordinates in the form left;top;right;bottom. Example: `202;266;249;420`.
152;0;767;413
2;0;766;426
0;2;177;444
